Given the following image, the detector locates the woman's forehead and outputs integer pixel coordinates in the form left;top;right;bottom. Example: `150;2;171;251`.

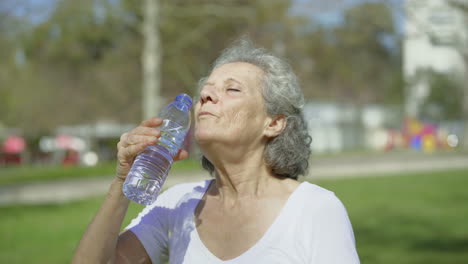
208;62;264;85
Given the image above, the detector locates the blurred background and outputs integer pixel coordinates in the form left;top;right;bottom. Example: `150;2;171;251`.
1;0;468;263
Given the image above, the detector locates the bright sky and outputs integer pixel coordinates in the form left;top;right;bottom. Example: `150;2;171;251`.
10;0;404;32
290;0;404;34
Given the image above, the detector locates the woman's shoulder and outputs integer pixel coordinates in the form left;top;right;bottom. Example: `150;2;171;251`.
295;181;346;214
297;181;335;198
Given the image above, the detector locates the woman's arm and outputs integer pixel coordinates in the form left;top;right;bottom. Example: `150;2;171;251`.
71;178;142;264
72;117;187;264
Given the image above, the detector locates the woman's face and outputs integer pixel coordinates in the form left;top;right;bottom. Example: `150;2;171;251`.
194;62;270;148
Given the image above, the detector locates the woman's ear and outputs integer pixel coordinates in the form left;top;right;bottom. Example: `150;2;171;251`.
264;115;287;138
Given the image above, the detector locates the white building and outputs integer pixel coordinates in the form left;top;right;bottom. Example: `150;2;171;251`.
403;0;468;117
304;102;401;153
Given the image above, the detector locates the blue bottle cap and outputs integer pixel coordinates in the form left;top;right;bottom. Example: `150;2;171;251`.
175;93;193;108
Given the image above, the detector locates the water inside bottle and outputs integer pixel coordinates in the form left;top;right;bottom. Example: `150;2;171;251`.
157;119;187;156
122;178;161;205
123;145;173;205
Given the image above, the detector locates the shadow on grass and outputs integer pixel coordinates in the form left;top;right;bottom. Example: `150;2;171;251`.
355;211;468;255
411;238;468;253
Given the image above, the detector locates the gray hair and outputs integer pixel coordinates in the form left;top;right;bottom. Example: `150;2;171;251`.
199;39;312;180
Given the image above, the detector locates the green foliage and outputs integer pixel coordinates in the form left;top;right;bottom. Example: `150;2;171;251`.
413;69;464;121
0;0;295;133
0;0;403;133
1;168;467;263
298;2;402;104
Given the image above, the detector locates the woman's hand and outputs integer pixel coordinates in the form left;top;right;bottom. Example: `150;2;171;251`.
115;117;189;181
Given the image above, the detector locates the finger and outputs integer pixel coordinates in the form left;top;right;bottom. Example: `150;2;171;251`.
140;117;163;127
119;128;159;147
119;132;129;147
125;134;158;146
118;143;148;162
174;149;188;161
131;126;161;137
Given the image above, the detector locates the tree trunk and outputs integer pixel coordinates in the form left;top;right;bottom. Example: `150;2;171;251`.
142;0;162;120
462;54;468;149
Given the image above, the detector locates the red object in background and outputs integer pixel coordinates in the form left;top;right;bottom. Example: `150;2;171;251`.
2;136;26;154
62;149;79;166
56;135;73;149
56;135;80;166
2;153;22;165
1;136;26;165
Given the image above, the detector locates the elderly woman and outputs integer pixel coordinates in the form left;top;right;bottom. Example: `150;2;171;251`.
72;40;359;264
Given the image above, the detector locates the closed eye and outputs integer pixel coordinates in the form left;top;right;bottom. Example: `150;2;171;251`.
227;88;240;92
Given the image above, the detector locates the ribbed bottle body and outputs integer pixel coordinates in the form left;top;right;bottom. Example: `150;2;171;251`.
123;94;192;205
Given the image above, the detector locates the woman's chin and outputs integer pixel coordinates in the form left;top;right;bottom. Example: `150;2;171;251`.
194;130;216;144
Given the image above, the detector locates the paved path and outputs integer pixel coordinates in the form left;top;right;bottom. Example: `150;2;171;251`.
1;152;467;206
0;172;209;206
307;152;468;179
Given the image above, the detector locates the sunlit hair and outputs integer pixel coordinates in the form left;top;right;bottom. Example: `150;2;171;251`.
197;38;312;180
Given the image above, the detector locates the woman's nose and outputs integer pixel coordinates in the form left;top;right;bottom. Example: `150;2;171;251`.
200;88;218;104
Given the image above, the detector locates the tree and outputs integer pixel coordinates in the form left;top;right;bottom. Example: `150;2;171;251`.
0;1;33;130
2;0;405;138
297;2;402;104
415;69;465;122
1;0;298;134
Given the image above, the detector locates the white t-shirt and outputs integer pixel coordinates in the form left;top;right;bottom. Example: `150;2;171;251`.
126;180;360;264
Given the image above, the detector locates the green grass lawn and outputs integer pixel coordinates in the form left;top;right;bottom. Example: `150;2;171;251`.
0;159;201;186
1;169;467;263
319;169;468;264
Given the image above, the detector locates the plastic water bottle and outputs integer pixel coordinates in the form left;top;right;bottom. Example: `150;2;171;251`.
123;94;192;205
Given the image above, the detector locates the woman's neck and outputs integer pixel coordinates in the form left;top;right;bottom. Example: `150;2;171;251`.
206;156;283;207
201;140;294;205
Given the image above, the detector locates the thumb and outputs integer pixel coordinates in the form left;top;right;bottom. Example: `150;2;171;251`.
174;149;188;161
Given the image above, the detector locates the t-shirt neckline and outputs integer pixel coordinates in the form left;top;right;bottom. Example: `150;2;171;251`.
191;180;306;263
